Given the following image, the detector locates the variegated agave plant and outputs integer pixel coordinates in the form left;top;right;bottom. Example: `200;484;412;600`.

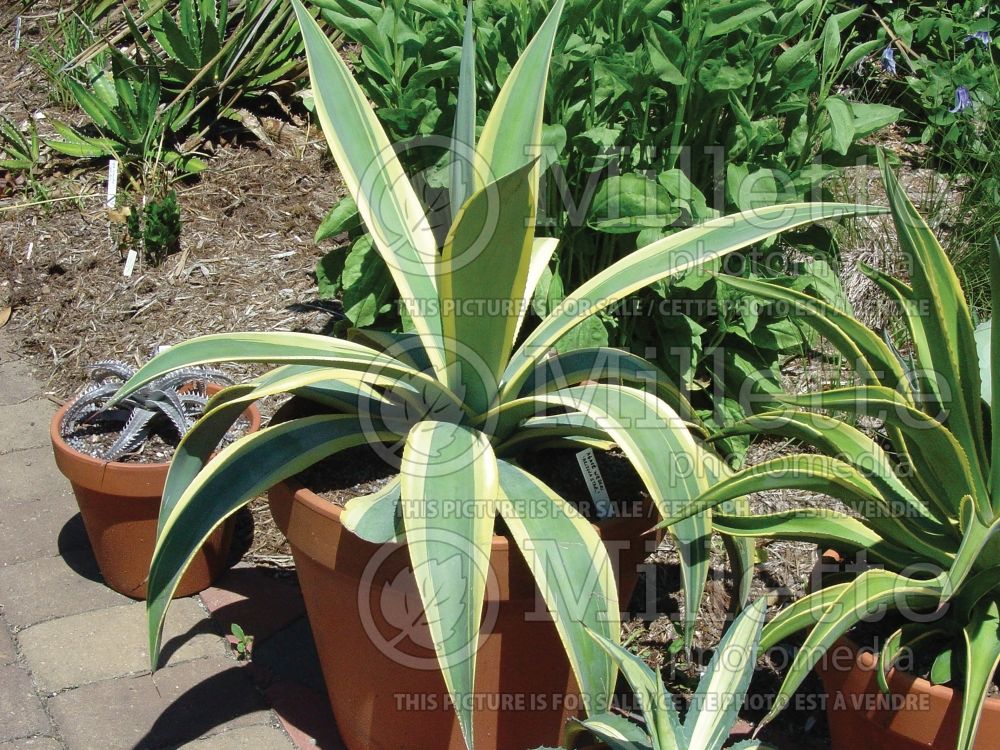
106;2;879;747
541;599;769;750
662;155;1000;750
62;360;231;461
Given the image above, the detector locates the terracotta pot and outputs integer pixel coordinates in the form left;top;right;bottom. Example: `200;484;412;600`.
268;462;654;750
816;636;1000;750
811;552;1000;750
50;385;260;599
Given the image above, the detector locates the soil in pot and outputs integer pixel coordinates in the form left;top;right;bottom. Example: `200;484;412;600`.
271;438;658;750
51;386;260;599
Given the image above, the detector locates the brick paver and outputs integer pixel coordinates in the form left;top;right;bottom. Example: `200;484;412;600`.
0;333;296;749
0;551;129;629
0;664;51;741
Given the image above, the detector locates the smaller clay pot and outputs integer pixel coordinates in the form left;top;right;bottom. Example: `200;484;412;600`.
50;386;260;599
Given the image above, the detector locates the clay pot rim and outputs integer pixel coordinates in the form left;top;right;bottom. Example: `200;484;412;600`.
279;472;649;555
50;382;261;473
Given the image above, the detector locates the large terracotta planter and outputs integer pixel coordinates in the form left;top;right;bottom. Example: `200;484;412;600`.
810;551;1000;750
816;636;1000;750
50;389;260;599
268;472;654;750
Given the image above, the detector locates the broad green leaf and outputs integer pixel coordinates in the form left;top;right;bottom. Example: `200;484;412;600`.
822;96;855;156
315;195;361;243
498;461;619;715
400;422;499;750
291;0;446;379
705;1;769;38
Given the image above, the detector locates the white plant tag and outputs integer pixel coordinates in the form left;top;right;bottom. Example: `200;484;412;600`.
576;448;613;519
106;159;119;208
123;249;138;277
13;17;22;50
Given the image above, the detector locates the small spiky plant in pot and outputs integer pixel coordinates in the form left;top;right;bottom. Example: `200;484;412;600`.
51;360;258;598
61;360;234;462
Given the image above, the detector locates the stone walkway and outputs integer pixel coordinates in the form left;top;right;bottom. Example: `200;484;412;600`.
0;334;343;750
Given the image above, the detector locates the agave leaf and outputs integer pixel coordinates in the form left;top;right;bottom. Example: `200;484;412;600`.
685;598;767;750
498;461;619;715
991;239;1000;512
449;1;476;215
586;628;687;749
760;569;940;731
291;0;445;379
400;421;498;750
533;384;712;647
503;203;887;396
148;415;395;664
563;713;653;750
340;478;402;544
107;332;456;409
716;274;908;394
879;153;986;473
956;600;1000;750
779;386;984;519
473;0;564;191
710;510;926;568
438;160;537;411
517;347;702;429
514;237;561;342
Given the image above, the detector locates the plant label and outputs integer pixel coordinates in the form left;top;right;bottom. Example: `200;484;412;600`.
13;17;21;51
106;159;119;209
123;249;138;277
576;448;613;519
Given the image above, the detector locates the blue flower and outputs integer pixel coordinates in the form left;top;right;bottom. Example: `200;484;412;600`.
965;31;992;47
880;46;897;75
950;86;973;113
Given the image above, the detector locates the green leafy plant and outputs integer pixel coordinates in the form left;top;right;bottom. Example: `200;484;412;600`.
46;48;205;181
137;0;304;132
28;1;114;110
311;0;902;461
108;3;879;747
129;189;182;266
540;599;769;750
661;154;1000;750
0;114;45;198
229;622;254;659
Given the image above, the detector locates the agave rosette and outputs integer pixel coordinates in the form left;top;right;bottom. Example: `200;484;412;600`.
661;155;1000;750
108;2;881;746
